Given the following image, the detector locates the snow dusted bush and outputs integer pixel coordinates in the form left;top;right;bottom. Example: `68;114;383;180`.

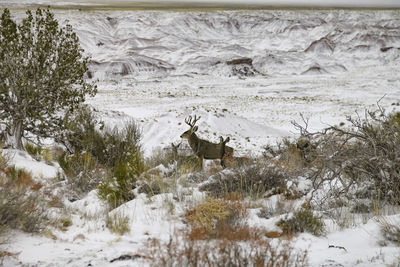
292;109;400;205
60;105;143;169
199;163;288;199
58;151;106;198
58;105;105;156
58;105;145;204
98;160;140;209
277;209;324;236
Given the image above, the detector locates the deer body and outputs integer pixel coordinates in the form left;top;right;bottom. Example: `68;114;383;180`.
180;115;233;168
186;132;233;159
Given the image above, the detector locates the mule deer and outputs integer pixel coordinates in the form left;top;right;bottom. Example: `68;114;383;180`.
180;115;233;168
170;142;202;172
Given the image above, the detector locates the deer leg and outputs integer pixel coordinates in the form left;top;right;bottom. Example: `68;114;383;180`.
221;157;226;168
199;155;204;169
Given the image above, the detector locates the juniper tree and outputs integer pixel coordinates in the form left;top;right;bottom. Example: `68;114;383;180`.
0;8;96;149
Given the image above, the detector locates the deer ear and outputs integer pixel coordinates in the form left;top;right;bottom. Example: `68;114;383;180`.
193;126;198;132
225;137;230;143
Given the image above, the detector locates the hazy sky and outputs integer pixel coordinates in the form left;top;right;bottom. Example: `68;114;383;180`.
100;0;400;8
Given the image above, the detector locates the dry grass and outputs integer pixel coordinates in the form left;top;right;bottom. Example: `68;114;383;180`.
144;229;308;267
0;166;47;234
376;217;400;246
106;213;131;235
185;196;251;240
0;250;19;266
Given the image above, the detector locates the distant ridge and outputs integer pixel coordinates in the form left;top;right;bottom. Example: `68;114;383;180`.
2;0;400;10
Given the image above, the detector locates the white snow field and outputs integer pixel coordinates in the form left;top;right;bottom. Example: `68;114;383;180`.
1;3;400;267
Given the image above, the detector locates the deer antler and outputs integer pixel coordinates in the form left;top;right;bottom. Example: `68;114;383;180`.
185;115;201;128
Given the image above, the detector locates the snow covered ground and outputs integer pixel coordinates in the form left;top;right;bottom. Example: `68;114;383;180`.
1;4;400;267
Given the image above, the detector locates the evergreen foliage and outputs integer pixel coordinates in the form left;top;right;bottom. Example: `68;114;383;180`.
0;8;96;149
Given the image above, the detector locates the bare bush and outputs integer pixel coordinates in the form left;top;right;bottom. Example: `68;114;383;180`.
58;152;106;198
291;109;400;205
145;231;308;267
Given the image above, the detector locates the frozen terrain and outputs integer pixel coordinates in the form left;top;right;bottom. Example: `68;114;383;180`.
74;8;400;156
5;6;400;155
1;3;400;267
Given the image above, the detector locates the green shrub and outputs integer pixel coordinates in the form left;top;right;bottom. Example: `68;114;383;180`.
59;217;72;231
98;153;143;209
60;105;142;169
25;143;43;160
277;209;324;236
58;106;144;201
58;105;105;156
100;121;142;168
0;152;8;170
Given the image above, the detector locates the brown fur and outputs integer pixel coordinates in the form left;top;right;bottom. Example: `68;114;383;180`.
180;116;234;168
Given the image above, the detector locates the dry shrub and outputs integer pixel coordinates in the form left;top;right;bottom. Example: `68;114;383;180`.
277;209;324;237
0;169;47;234
138;180;163;196
146;143;202;176
185;197;230;237
291;110;400;205
145;231;308;267
58;152;106;195
6;166;42;191
145;148;176;169
376;217;400;246
265;137;316;173
185;197;257;241
177;156;202;175
199;164;288;199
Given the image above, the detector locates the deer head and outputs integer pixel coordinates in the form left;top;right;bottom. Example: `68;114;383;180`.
180;115;201;140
